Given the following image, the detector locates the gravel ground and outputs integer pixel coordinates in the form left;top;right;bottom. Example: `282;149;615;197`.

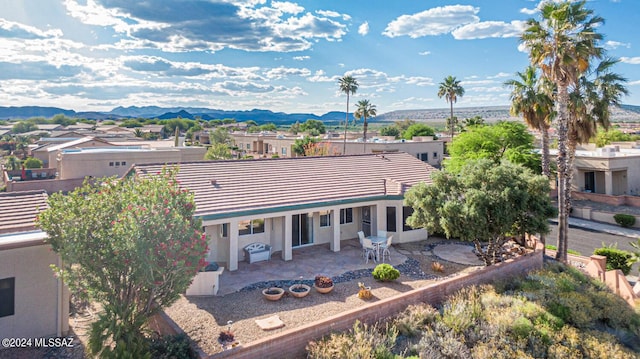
165;241;480;356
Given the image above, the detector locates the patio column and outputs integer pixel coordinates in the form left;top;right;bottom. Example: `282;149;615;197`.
283;215;292;261
331;207;340;252
375;203;385;235
228;218;239;271
605;170;613;195
396;203;403;237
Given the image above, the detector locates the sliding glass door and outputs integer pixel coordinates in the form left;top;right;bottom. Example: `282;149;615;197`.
292;213;313;247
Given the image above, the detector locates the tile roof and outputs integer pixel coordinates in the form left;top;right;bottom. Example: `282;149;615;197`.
0;190;48;235
133;152;435;219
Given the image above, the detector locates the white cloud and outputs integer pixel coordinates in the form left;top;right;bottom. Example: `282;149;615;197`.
628;80;640;86
0;19;63;39
358;22;369;36
604;41;631;50
307;70;337;82
263;66;311;79
315;9;351;21
272;1;304;14
621;57;640;65
293;55;310;61
519;7;538;15
488;72;511;79
418;51;431;56
383;5;479;38
452;20;526;40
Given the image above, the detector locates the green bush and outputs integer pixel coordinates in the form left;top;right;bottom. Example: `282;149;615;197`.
593;247;634;275
613;213;636;228
372;263;400;281
148;333;196;359
23;157;43;169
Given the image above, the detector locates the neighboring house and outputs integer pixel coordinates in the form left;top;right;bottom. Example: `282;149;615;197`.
0;190;69;339
572;145;640;196
229;132;445;167
140;125;165;138
132;152;435;271
56;146;206;179
32;136;115;167
35;124;63;132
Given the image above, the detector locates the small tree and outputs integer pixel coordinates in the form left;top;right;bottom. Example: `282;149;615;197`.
402;123;436;140
300;119;326;134
292;136;319;156
23;157;43;169
4;155;21;171
205;142;233;160
37;168;208;357
404;160;554;265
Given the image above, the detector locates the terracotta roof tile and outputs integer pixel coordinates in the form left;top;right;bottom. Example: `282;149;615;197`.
134;152;435;218
0;190;48;234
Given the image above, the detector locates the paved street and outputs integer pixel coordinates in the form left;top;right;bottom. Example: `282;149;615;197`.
545;222;637;256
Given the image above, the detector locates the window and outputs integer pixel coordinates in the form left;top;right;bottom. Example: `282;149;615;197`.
239;219;265;235
340;208;353;224
115;161;121;166
433;152;438;159
386;207;397;232
220;223;228;237
122;161;127;166
109;162;114;166
402;206;414;232
281;147;287;155
246;143;251;150
319;211;331;227
417;153;428;162
0;277;15;318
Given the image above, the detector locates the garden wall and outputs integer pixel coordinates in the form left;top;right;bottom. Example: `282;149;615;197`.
572;191;640;208
571;206;640;229
200;243;544;359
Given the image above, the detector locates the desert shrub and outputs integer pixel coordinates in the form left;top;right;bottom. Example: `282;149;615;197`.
593;247;633;275
372;263;400;281
148;333;196;359
23;157;43;169
393;304;438;337
510;317;534;340
613;213;636;228
414;322;471;359
431;261;445;272
441;286;483;335
306;321;397;359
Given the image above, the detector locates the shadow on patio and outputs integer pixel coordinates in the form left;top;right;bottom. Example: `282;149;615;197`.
216;238;408;295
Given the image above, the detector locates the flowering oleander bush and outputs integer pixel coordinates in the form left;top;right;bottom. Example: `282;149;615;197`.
37;167;208;357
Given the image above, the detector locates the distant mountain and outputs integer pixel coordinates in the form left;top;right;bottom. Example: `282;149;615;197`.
2;104;640;123
0;106;76;119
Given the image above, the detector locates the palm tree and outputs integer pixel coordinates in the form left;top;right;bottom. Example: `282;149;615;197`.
354;99;377;152
505;66;554;178
437;76;465;139
4;155;21;171
522;0;604;263
566;58;627;193
339;75;358;154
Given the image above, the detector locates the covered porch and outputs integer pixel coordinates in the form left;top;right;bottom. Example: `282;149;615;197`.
215;238;410;295
202;200;428;273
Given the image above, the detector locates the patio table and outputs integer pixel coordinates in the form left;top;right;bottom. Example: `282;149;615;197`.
366;235;387;261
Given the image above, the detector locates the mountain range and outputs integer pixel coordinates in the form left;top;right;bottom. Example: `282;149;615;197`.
1;105;640;124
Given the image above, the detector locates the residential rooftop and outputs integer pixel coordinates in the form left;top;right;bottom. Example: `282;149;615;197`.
133;152;435;220
0;190;48;235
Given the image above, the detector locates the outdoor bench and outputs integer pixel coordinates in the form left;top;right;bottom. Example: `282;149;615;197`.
244;242;272;263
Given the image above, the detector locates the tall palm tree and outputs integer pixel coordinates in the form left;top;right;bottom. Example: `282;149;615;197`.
339;75;359;155
566;58;628;193
522;0;604;263
505;66;554;178
354;99;377;152
437;76;465;139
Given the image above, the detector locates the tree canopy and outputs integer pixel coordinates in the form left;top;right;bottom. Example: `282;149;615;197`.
402;123;436;140
300;119;326;134
405;160;555;265
445;121;540;174
37;169;208;357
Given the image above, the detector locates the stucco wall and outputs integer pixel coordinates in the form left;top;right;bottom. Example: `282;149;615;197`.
0;245;69;339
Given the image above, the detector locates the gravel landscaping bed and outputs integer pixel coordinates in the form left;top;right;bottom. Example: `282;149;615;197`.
166;241;481;356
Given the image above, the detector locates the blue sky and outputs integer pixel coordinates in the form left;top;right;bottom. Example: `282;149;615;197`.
0;0;638;115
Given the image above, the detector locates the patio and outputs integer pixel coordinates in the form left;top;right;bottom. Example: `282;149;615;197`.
216;238;409;295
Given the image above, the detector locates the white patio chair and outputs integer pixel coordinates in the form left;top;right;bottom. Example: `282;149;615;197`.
379;235;393;262
362;237;377;264
357;231;366;258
